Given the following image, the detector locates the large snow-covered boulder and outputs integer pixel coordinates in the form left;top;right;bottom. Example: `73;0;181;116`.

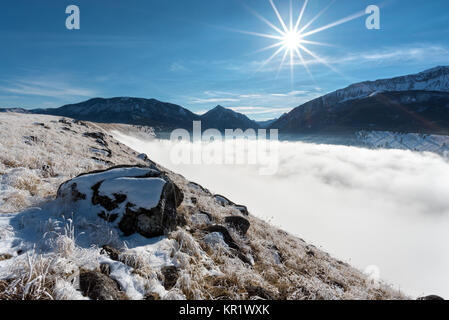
57;165;184;238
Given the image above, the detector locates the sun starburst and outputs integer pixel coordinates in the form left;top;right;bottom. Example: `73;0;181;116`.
240;0;366;82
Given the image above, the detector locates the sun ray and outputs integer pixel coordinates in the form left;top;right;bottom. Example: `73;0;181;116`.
298;43;344;77
289;0;293;31
289;48;294;85
269;0;289;33
276;49;290;78
298;0;336;34
256;45;286;73
243;5;286;36
300;39;335;47
249;41;285;55
220;26;284;41
294;0;309;32
294;46;315;81
301;10;366;38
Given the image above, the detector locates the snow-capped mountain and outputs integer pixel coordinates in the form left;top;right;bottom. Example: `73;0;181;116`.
200;105;259;131
271;66;449;134
328;66;449;103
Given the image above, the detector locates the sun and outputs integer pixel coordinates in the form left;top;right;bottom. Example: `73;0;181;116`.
282;31;302;50
236;0;366;82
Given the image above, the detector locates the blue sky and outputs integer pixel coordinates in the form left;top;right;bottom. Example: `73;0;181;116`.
0;0;448;120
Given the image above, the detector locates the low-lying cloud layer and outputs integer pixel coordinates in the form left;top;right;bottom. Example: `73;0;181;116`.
114;132;449;298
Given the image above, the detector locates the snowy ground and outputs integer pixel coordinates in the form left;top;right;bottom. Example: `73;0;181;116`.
0;113;147;213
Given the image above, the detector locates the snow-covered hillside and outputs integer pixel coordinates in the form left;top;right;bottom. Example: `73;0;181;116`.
271;66;449;134
0;113;406;300
328;66;449;104
0;113;149;213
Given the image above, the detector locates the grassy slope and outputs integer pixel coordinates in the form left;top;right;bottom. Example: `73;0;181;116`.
0;113;406;300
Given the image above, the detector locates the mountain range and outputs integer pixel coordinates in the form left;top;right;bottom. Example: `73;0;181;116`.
271;66;449;134
0;99;259;132
2;66;449;135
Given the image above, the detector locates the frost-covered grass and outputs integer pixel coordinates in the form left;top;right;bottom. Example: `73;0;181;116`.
0;113;146;213
0;113;407;300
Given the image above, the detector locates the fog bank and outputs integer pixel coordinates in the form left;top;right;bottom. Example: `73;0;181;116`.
113;131;449;298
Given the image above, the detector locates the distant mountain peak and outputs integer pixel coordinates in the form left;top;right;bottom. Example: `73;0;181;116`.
200;105;259;130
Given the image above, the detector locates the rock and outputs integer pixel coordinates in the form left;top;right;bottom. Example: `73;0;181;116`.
90;147;112;158
91;157;114;166
225;216;250;235
214;194;234;206
59;118;71;125
213;195;249;215
234;205;249;216
101;245;121;261
0;253;13;261
79;269;126;300
161;266;179;290
191;212;212;226
23;136;39;145
204;232;229;248
204;225;239;250
246;285;275;300
417;295;444;300
96;138;108;147
100;263;111;276
70;183;86;201
269;245;284;264
306;250;315;257
83;132;106;140
57;165;184;239
41;164;56;178
188;182;211;195
33;122;50;129
73;119;88;127
137;153;149;161
190;197;197;205
144;292;160;300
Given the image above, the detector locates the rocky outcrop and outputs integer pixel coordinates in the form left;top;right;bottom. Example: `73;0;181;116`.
417;295;444;300
204;225;240;250
161;266;179;290
225;216;250;235
214;194;249;216
79;269;127;300
0;254;12;261
57;165;184;238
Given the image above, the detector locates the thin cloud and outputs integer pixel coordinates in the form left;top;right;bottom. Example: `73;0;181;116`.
249;44;449;72
0;79;96;98
188;89;322;119
169;62;189;72
229;106;293;115
191;97;241;104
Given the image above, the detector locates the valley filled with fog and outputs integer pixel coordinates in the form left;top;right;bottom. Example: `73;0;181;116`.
113;132;449;298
